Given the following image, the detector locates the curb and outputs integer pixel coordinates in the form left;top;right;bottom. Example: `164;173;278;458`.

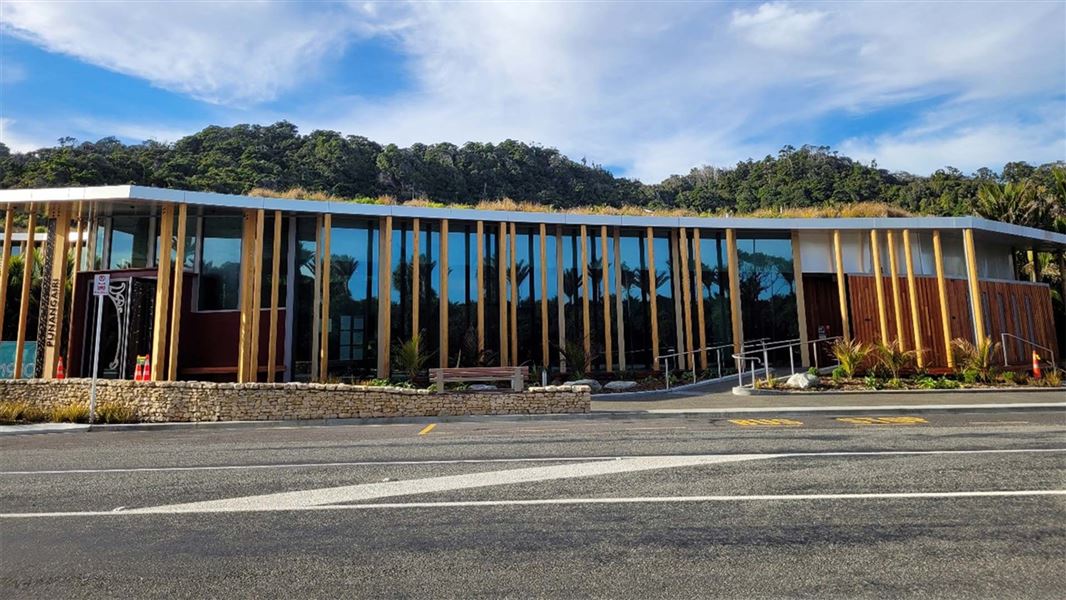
735;385;1066;396
637;402;1066;417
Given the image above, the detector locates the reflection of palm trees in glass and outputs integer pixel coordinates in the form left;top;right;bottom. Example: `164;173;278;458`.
562;268;583;301
330;255;359;298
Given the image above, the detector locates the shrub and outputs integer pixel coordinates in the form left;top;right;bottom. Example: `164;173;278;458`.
874;341;917;380
96;402;136;424
1045;369;1062;387
831;339;870;378
555;339;596;378
951;338;1001;383
0;402;47;424
916;376;937;389
393;333;430;382
999;371;1016;385
807;366;818;377
936;377;960;389
863;375;882;390
961;368;980;385
50;403;90;423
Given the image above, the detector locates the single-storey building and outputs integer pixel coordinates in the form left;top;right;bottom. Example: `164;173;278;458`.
0;185;1062;382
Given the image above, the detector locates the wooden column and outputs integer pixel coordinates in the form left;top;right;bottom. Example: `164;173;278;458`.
886;230;905;346
476;221;484;355
310;216;322;379
167;204;188;380
539;223;549;368
555;226;566;372
1026;250;1037;282
833;229;850;342
790;231;810;367
265;210;282;382
670;230;686;370
13;209;37;379
439;219;449;369
646;227;660;370
498;222;508;365
579;225;591;357
318;214;332;382
248;209;266;380
869;229;889;343
149;205;173;381
613;228;626;372
692;229;708;371
41;204;71;379
600;225;613;371
932;230;954;368
377;216;393;378
412;218;421;338
0;208;14;340
71;204;84;280
963;228;986;345
678;228;695;369
902;229;924;368
725;228;743;357
237;210;255;382
509;222;518;364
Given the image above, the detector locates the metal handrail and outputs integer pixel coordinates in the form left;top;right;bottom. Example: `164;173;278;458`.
732;335;843;388
1000;332;1055;368
659;342;738;389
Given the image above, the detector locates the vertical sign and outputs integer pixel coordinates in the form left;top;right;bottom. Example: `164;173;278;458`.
89;273;109;425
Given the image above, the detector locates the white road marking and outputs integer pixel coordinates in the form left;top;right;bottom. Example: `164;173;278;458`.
3;490;1062;519
3;447;1062;476
647;402;1066;413
124;454;776;514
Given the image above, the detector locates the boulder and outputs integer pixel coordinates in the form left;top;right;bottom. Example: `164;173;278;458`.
786;373;819;389
570;378;603;392
603;380;639;392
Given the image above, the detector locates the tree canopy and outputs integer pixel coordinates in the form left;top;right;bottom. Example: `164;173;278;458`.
1;122;1063;230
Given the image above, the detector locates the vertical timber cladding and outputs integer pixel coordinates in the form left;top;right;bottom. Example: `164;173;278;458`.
646;227;659;370
902;230;925;368
40;203;71;379
237;209;256;383
789;231;810;367
885;231;906;346
832;229;851;342
846;273;973;368
932;230;955;368
869;229;889;343
14;208;37;379
555;226;566;372
377;216;393;378
266;210;283;383
149;204;174;381
962;228;986;344
677;227;694;370
248;209;266;379
167;204;189;381
600;225;613;371
725;228;743;357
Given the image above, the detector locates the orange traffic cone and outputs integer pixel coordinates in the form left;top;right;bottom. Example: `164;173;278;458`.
56;357;66;380
1033;351;1042;380
142;355;151;381
133;357;144;382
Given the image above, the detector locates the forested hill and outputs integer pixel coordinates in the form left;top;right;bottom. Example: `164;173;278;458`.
0;121;1063;221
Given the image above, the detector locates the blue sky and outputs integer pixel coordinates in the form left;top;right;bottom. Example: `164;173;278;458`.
1;1;1063;182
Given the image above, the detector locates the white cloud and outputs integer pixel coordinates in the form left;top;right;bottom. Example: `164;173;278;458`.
0;118;50;152
3;1;1064;178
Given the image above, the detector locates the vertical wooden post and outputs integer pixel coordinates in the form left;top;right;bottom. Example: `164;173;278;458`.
265;210;282;382
476;220;484;355
167;204;188;381
41;204;71;379
613;228;626;372
319;214;332;382
86;206;98;272
579;225;591;358
886;230;905;346
870;230;889;343
378;216;394;378
498;221;508;366
439;219;449;369
509;222;518;364
555;226;566;372
725;228;743;357
13;209;37;379
791;231;810;367
932;230;954;368
412;218;421;339
678;228;696;371
902;230;924;369
248;209;265;380
600;225;613;371
150;205;174;381
0;208;13;339
670;230;686;370
237;210;254;382
833;229;850;342
963;228;986;345
1026;250;1037;282
692;229;708;370
539;223;549;368
646;227;660;370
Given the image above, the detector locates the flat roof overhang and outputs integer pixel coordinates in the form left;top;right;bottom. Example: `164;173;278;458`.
1;184;1064;250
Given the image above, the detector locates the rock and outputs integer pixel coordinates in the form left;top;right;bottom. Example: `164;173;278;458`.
786;373;819;389
468;384;498;391
570;378;602;392
603;380;638;392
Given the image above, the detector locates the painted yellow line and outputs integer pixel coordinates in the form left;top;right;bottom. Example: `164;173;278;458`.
835;416;928;426
418;423;437;436
728;418;803;427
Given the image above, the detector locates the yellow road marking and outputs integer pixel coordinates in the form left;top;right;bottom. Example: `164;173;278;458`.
835;416;928;426
728;418;803;427
418;423;437;435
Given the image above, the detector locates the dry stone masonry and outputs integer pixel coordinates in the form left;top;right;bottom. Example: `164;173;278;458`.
0;379;591;422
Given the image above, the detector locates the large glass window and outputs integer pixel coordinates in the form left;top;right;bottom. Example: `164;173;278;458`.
197;216;242;310
695;230;732;350
618;229;652;369
738;236;798;365
328;218;378;377
108;216;150;269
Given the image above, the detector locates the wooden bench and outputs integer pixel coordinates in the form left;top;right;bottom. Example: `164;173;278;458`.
429;366;529;392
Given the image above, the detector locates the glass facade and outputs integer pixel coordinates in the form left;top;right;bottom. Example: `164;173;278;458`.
737;235;798;365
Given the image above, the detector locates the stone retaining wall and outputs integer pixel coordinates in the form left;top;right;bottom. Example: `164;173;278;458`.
0;379;590;422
